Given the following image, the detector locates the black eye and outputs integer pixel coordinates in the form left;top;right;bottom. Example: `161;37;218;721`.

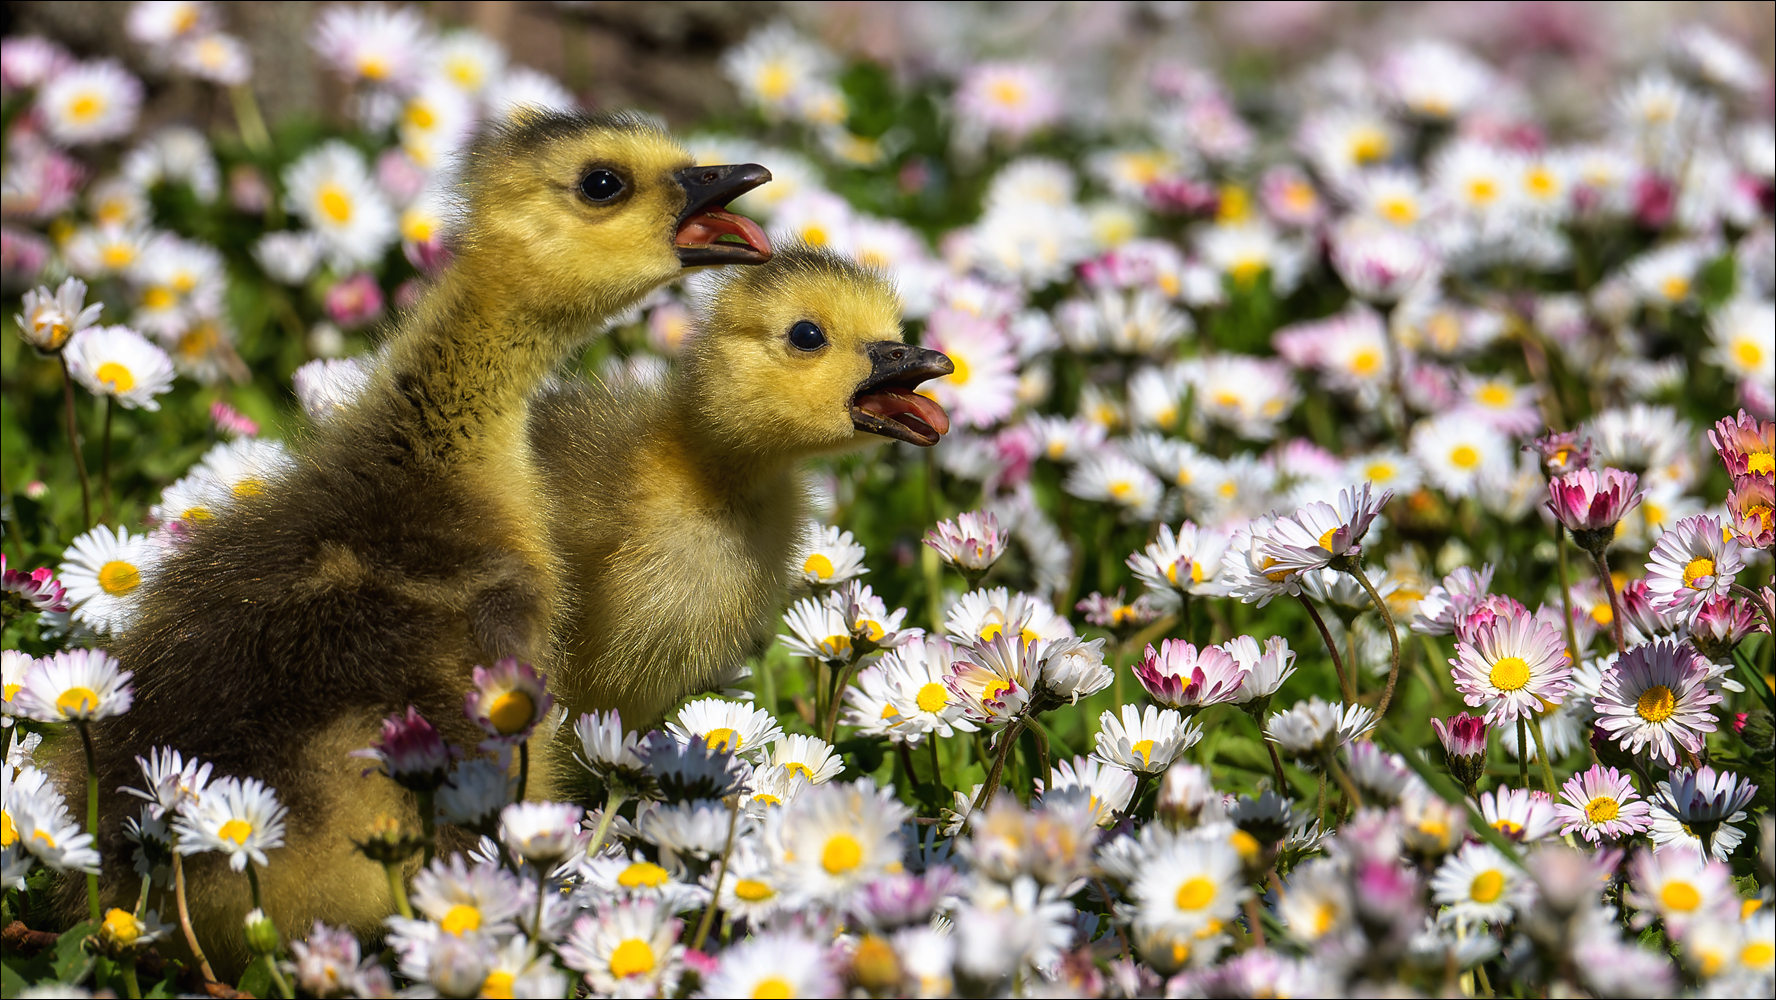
579;169;625;203
788;320;827;352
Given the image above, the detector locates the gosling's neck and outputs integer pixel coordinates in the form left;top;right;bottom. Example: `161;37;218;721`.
654;371;802;505
375;262;598;470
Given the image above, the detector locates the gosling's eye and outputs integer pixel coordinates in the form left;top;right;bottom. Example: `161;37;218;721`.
788;320;827;352
579;169;625;203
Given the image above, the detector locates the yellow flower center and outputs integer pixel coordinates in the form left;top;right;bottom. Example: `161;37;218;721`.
1525;166;1558;198
1132;738;1156;766
56;686;101;716
33;829;57;849
821;833;863;874
1175;876;1216;911
1351;348;1382;375
1476;384;1512;408
752;978;795;1000
1350;127;1389;164
1742;942;1774;967
1584;796;1620;823
1660;881;1700;912
142;286;176;311
609;938;656;978
0;810;15;847
405;100;436;130
803;553;834;580
486;690;534;735
402;208;436;244
1469;870;1504;904
480;969;515;999
357;54;390;80
1734;339;1766;370
730;877;776;902
1467;178;1499;205
1317;527;1338;552
1450;444;1481;469
445;56;483;89
1493;819;1523;837
317;183;354;224
1229;258;1265;287
800;223;828;247
879;704;898;720
1591;602;1613;626
1746;451;1774;476
757;62;795;101
618;861;670;889
989;78;1027;108
1261;556;1291;583
69;93;104;122
1488;656;1531;692
217;818;253;844
704;727;740;752
916;682;948;714
784;761;814;780
95;362;136;394
1312;902;1338;937
1229;829;1261;865
1379;196;1417;226
103;243;137;269
99;559;141;595
441;904;481;935
103;908;139;945
1109;480;1134;501
1217;186;1251;225
1282;180;1317;213
1681;557;1714;588
752;793;781;807
1636;685;1676;723
1660;275;1690;301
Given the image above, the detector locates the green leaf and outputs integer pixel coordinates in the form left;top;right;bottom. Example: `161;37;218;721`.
2;961;30;996
237;956;273;999
51;920;97;983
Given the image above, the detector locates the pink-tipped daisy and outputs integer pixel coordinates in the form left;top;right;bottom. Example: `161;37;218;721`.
1131;639;1247;713
1554;765;1652;843
1592;640;1721;766
1644;515;1745;619
1450;613;1572;725
464;658;553;750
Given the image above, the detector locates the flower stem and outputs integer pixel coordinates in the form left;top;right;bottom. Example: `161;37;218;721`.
1515;717;1529;790
100;398;113;523
1554;524;1579;662
77;720;100;921
417;789;436;866
60;356;92;529
1243;895;1267;950
691;796;742;952
120;959;142;1000
515;741;529;803
1347;563;1401;717
1527;713;1558;795
1295;592;1355;703
1590;549;1627;655
228;84;274;156
530;866;548;943
171;847;218;984
586;788;626;857
1315;769;1328;828
1265;740;1290;794
384;861;414;919
246;860;264;912
264;954;294;1000
970;718;1026;818
822;660;859;743
1329;754;1364;813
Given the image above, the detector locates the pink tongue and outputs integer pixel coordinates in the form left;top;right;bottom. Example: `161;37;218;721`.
675;209;772;254
859;388;951;436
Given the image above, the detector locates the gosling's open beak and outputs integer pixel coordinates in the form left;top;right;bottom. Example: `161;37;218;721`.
851;341;954;447
674;164;774;266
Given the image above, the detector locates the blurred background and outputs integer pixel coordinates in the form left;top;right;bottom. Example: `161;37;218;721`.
12;2;1775;134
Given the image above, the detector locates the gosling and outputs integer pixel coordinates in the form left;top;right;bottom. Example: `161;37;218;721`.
80;111;773;968
529;244;952;747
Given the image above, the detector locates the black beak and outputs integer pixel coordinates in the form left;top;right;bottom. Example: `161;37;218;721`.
850;342;955;447
673;164;774;266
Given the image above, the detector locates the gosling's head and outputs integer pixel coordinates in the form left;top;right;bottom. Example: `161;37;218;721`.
686;244;953;457
454;110;773;325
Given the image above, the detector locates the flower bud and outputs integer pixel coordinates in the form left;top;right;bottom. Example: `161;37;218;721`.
1430;712;1487;789
850;934;902;993
100;907;142;949
244;907;279;956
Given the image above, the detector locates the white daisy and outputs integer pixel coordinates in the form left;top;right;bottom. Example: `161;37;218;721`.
1645;514;1745;619
14;276;103;353
1065;452;1164;520
63;224;151;279
559;898;684;997
173;776;286;871
1094;704;1201;774
283;141;398;268
1129;836;1247;938
696;930;838;999
36;60;143;145
1411;412;1511;498
856;635;978;743
12;648;132;723
410;855;527;937
1707;298;1775;388
765;734;842;785
790;521;868;590
944;587;1073;648
1264;697;1375;761
433;30;505;95
10;794;100;875
498;801;586;868
781;593;858;663
773;778;909;906
1431;842;1528;927
174;33;252;86
1041;756;1136;827
310;2;432;88
667;699;782;759
59;525;160;633
1624;848;1737;936
1187;354;1301;440
64;326;176;410
482;66;578;119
